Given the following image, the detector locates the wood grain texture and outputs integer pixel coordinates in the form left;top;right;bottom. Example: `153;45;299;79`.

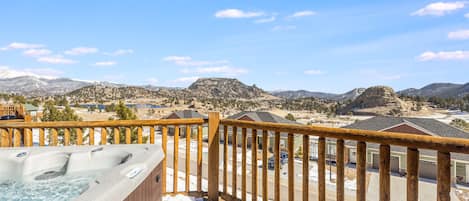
288;133;294;201
380;144;390;201
437;151;450;201
262;130;268;201
303;135;309;201
207;112;220;201
318;137;326;201
88;128;94;145
407;148;419;201
357;141;367;201
252;129;258;201
220;119;469;154
336;139;344;201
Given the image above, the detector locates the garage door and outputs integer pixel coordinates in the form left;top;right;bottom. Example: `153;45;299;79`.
419;160;437;180
372;154;400;172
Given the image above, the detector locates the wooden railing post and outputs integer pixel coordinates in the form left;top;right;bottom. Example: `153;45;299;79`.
357;141;367;201
380;144;391;201
437;151;451;201
407;148;419;201
336;139;345;201
208;112;220;201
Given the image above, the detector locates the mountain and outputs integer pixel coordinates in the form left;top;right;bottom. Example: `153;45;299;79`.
272;88;366;101
271;90;337;99
188;78;275;99
0;76;92;96
398;83;469;98
339;86;406;115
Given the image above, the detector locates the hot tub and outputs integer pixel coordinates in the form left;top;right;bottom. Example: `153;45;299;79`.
0;144;164;201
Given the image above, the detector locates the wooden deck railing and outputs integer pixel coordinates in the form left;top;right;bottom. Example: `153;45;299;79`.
217;114;469;201
0;118;206;197
1;112;469;201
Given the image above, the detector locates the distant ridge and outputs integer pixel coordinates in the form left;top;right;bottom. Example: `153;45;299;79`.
271;88;366;101
398;82;469;98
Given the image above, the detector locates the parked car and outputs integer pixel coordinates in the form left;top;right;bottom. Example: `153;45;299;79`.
0;115;16;120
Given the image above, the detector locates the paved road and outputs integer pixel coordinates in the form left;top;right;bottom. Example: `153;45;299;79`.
163;138;356;201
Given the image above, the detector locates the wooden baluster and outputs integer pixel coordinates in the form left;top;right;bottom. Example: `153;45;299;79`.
252;129;258;201
197;125;203;192
318;137;326;201
101;127;107;145
242;128;247;201
137;126;143;144
232;126;238;198
64;128;70;146
0;129;8;147
336;139;345;201
174;125;179;192
274;131;280;201
24;128;32;146
380;144;391;201
39;128;45;146
303;135;310;201
288;133;295;201
89;128;95;145
125;127;131;144
150;126;155;144
357;141;367;201
8;128;13;147
207;112;220;201
50;128;58;146
114;127;120;144
262;130;268;201
162;126;168;194
437;151;450;201
76;128;83;145
407;148;419;201
13;129;21;147
223;125;228;195
185;126;191;192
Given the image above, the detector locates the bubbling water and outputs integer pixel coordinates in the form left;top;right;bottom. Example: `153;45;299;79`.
0;172;98;201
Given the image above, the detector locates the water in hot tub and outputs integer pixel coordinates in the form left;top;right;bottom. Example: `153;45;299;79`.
0;171;99;201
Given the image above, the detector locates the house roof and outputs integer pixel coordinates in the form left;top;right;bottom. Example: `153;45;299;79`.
165;110;208;120
343;116;469;138
343;116;469;162
24;103;39;111
226;111;300;124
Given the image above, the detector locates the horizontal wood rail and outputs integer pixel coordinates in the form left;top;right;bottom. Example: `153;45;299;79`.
0;118;205;129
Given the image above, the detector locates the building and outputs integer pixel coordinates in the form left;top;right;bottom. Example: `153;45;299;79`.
164;110;208;138
225;111;302;152
0;104;25;120
344;116;469;184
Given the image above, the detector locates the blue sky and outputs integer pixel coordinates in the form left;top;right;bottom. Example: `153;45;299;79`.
1;1;469;93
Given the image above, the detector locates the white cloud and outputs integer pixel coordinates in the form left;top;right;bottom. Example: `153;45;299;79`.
183;66;248;76
412;2;466;16
104;49;134;56
254;16;276;23
37;55;77;64
172;76;199;83
163;56;228;66
288;10;316;18
0;65;63;79
23;49;52;57
1;42;44;51
215;9;264;18
448;30;469;39
304;69;323;75
465;12;469;18
94;61;117;66
418;50;469;61
272;25;296;31
64;47;98;55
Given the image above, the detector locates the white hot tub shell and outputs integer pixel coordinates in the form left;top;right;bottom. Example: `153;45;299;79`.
0;144;164;201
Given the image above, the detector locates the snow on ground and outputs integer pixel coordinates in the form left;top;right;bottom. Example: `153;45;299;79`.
295;163;356;191
165;168;263;201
